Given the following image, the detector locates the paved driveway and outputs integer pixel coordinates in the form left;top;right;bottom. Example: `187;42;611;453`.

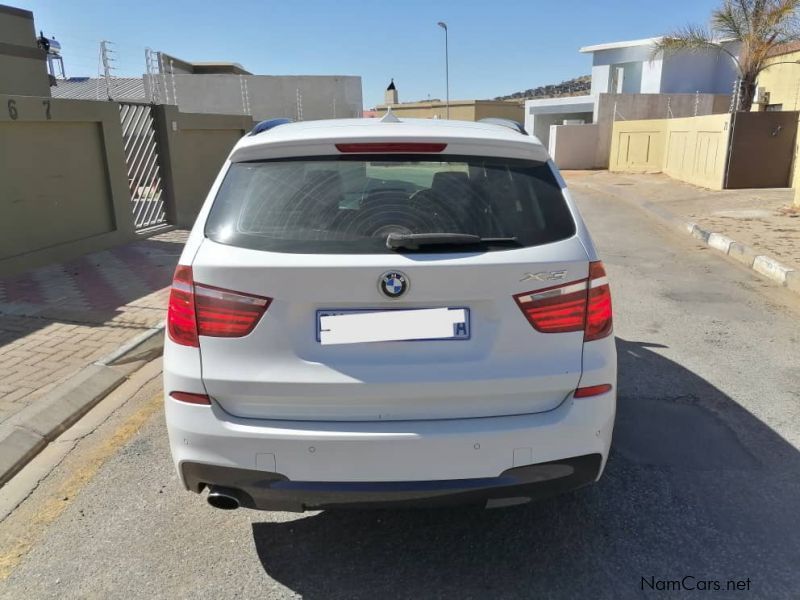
1;185;798;599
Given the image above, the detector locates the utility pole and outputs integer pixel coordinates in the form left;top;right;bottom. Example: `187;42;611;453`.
437;21;449;119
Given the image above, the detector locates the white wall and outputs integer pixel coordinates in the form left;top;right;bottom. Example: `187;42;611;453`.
620;62;643;93
590;46;660;94
590;65;611;95
532;111;593;148
641;57;663;93
588;41;739;96
549;123;600;169
524;96;595;143
660;48;738;94
145;74;363;120
713;42;741;92
592;45;656;68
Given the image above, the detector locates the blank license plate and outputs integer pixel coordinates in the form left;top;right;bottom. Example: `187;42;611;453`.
316;307;470;345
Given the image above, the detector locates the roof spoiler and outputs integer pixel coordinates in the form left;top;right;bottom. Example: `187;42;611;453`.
249;118;293;136
477;118;528;135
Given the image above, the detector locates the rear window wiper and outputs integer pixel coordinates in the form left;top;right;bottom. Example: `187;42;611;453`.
386;232;520;250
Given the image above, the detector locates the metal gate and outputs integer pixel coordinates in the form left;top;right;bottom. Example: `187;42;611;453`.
119;102;167;230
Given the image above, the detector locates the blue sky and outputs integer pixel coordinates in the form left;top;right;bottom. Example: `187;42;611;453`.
18;0;722;107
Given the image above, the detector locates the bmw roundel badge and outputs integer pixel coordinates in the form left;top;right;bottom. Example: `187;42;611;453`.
379;271;409;298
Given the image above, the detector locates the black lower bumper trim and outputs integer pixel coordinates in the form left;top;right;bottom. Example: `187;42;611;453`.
181;454;602;512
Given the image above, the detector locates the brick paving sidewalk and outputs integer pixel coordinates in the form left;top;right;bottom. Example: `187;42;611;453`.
0;230;187;430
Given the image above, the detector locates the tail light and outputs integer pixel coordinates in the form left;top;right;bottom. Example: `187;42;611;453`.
167;266;198;347
167;266;271;347
584;261;612;341
513;261;612;341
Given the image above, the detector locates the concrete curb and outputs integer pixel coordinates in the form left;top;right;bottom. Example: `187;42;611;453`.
0;323;165;487
685;224;796;286
99;322;165;366
585;182;799;295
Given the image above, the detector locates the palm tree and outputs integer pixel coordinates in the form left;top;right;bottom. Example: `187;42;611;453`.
654;0;800;111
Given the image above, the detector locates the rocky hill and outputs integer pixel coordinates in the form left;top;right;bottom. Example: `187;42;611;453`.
494;75;591;101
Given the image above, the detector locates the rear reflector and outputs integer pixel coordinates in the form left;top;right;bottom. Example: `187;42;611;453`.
167;265;272;346
513;260;612;341
335;142;447;153
170;391;211;405
574;384;613;398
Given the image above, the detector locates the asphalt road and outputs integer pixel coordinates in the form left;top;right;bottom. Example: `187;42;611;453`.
2;182;799;599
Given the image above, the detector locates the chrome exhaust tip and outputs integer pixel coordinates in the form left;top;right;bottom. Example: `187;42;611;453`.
206;487;241;510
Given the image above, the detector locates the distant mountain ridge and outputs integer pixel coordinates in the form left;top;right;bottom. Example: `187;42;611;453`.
494;75;591;100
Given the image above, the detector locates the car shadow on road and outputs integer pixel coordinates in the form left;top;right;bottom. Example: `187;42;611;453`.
251;337;800;599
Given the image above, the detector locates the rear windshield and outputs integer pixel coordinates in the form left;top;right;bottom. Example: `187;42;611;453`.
205;155;576;253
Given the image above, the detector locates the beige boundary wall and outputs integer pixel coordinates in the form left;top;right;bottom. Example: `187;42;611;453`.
609;114;732;190
0;94;136;275
0;5;51;97
593;93;730;169
0;95;253;276
376;100;524;123
154;105;254;228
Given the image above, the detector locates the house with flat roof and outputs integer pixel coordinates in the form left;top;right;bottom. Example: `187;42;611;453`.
525;36;740;150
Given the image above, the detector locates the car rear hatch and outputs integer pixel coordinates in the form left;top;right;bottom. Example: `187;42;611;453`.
187;151;593;421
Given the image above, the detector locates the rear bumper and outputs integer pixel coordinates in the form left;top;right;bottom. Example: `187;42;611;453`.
165;388;615;511
181;454;602;512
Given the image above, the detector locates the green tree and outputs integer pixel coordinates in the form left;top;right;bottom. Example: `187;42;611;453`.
654;0;800;111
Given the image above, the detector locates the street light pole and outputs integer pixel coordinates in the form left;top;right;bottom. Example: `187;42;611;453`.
437;21;449;119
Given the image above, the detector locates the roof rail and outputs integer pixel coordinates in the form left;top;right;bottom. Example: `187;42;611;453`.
249;118;293;136
477;118;527;135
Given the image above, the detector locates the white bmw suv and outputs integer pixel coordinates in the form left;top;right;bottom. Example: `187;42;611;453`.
164;116;616;512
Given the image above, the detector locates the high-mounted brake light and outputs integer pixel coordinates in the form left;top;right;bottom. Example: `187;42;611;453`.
513;261;612;341
167;266;272;347
335;142;447;153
